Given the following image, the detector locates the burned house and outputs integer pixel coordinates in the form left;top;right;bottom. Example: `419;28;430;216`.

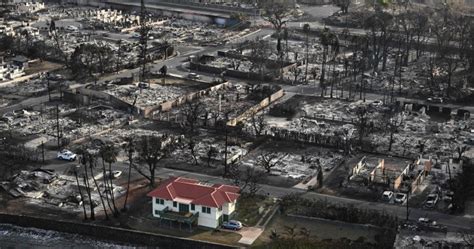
350;155;431;191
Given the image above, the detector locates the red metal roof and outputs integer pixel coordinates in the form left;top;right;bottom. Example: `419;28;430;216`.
147;177;240;208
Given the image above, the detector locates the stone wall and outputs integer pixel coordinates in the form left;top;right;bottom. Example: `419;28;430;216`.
0;213;237;249
144;81;231;118
227;88;284;126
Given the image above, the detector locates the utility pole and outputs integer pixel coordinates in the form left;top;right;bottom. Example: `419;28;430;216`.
406;185;411;221
224;124;228;177
56;104;60;150
138;0;149;82
41;141;45;165
46;72;51;102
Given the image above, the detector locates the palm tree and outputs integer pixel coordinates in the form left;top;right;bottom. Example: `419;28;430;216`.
80;152;95;220
122;137;134;211
73;166;88;220
320;28;339;97
303;24;310;83
102;143;119;216
88;152;109;220
320;28;330;96
99;146;114;215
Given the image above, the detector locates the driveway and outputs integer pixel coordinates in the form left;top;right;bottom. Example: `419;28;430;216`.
225;227;263;246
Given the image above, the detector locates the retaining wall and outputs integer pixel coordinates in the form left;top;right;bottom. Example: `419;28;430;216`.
144;81;230;118
227;89;284;126
0;213;237;249
65;86;141;115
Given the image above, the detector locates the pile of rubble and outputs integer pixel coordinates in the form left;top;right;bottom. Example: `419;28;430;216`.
172;136;248;166
159;19;254;46
368;108;473;159
104;84;187;108
0;169;123;211
241;148;343;180
0;104;129;142
168;83;257;122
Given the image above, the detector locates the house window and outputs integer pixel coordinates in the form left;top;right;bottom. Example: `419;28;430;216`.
155;198;164;205
201;206;211;214
191;204;195;211
173;201;177;207
154;210;159;215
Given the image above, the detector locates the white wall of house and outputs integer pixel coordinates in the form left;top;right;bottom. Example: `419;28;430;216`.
223;200;236;215
197;204;220;228
151;197;224;228
151;197;167;217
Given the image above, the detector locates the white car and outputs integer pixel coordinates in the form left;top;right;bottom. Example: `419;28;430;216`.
382;191;394;202
138;82;149;89
394;193;407;204
187;73;200;79
57;150;77;161
418;217;436;226
66;25;78;32
424;194;439;208
106;170;122;179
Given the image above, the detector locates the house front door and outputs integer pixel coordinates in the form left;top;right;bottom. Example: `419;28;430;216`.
179;203;189;213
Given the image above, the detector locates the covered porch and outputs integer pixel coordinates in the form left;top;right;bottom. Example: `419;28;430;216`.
155;206;199;231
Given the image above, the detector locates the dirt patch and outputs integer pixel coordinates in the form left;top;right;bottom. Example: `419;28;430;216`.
24;60;62;75
255;213;383;246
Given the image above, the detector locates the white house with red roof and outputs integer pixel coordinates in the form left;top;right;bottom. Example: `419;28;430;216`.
147;177;240;229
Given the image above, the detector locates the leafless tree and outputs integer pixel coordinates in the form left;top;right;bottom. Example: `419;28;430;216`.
334;0;350;14
456;145;468;161
289;66;302;85
250;115;267;136
134;135;176;187
364;10;393;73
260;2;292;55
187;138;199;165
460;231;474;246
230;165;264;197
382;106;405;152
206;146;218;167
230;59;242;71
182;100;204;134
354;106;371;147
50;29;68;67
257;152;287;173
249;38;272;79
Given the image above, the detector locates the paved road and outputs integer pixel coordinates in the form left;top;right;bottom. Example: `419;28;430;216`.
0;93;60;115
41;152;471;233
105;162;472;232
96;28;273;85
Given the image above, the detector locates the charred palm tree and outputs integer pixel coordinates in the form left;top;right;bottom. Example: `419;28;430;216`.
122;137;135;211
102;143;120;216
74;166;88;220
88;153;109;220
80;153;95;220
